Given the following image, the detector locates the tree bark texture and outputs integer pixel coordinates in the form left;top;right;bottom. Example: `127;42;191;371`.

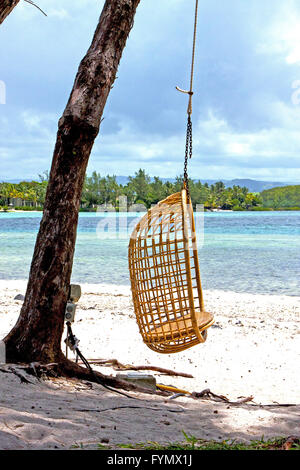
0;0;20;25
4;0;141;363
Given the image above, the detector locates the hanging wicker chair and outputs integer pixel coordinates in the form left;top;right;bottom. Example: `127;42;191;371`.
128;188;214;353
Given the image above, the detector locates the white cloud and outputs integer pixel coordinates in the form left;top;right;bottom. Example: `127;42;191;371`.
195;106;300;163
2;0;300;183
257;1;300;64
85;107;300;181
47;8;69;20
2;98;300;182
16;0;102;19
21;110;57;138
2;105;300;182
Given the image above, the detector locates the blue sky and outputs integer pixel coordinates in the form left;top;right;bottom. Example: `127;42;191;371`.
1;0;300;182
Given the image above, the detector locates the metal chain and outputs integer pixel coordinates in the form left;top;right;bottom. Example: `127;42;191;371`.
184;115;193;197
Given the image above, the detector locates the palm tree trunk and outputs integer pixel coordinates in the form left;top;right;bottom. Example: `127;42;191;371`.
4;0;140;364
0;0;20;25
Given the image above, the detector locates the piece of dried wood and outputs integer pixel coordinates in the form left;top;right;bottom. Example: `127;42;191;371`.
79;358;194;378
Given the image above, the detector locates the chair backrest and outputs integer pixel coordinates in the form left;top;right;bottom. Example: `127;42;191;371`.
128;189;206;353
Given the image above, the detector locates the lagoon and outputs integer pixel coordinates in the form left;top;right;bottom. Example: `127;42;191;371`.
0;211;299;296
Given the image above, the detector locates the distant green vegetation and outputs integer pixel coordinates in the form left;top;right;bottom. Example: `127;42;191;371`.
261;185;300;210
0;173;48;210
1;170;298;212
81;169;262;211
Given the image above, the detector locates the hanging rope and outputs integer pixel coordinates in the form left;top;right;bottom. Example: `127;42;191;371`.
187;0;199;116
23;0;47;16
176;0;199;195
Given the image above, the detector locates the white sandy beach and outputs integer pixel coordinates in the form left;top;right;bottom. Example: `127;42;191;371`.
0;279;299;449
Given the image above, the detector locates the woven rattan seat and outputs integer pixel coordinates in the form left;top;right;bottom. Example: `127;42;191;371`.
149;310;214;343
128;188;214;353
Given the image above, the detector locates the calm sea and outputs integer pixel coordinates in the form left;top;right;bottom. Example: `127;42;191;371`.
0;211;299;296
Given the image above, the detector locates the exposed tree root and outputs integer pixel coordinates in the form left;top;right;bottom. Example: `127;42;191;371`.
57;358;168;396
0;365;35;384
0;359;168;398
1;362;298;408
79;358;194;378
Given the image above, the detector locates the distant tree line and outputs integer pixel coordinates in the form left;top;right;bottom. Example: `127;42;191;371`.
0;174;48;210
0;169;265;211
2;169;299;212
80;169;263;211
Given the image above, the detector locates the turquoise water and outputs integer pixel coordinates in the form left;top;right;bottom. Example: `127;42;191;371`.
0;211;299;296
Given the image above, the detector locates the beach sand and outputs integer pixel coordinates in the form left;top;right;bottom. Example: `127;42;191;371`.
0;279;299;449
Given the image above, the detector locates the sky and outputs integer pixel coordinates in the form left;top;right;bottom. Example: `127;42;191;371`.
1;0;300;182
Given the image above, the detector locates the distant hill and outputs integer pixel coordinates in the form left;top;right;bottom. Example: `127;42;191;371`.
1;179;34;184
224;179;291;192
115;176;297;192
2;176;298;193
261;185;300;209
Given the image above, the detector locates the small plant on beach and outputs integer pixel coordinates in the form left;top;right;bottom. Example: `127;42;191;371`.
71;442;85;449
113;435;300;451
182;431;198;450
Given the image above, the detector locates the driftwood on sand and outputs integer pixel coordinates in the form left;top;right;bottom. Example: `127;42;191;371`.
78;358;194;378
